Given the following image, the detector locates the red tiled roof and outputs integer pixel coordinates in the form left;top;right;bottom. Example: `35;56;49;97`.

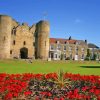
49;38;77;44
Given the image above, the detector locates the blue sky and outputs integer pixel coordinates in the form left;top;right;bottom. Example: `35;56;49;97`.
0;0;100;47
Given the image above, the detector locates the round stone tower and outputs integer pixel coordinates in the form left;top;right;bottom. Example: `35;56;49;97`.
0;15;12;59
36;20;50;60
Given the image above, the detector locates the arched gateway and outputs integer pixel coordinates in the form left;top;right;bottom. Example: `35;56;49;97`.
20;47;28;59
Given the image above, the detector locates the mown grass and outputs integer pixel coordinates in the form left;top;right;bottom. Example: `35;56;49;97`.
0;59;100;75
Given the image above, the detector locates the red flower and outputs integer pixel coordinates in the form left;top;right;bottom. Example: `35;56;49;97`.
82;86;88;91
13;92;18;97
35;96;40;100
74;89;79;94
0;73;100;99
60;97;64;100
5;92;13;100
47;92;52;96
89;89;94;93
95;89;100;95
24;91;32;96
54;97;59;100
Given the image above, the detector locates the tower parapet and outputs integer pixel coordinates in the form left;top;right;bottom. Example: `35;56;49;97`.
0;15;12;59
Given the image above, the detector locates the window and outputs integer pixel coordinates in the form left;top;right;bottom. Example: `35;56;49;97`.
51;45;54;50
64;53;66;59
81;54;84;59
64;46;66;50
75;47;78;55
10;50;12;54
33;42;35;46
69;47;72;51
14;30;16;35
55;54;57;58
57;45;61;50
76;47;78;50
12;28;16;35
23;41;26;45
13;40;15;45
59;55;60;58
81;48;84;52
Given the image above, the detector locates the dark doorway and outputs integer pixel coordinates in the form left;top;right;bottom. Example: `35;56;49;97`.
51;53;54;59
20;47;28;59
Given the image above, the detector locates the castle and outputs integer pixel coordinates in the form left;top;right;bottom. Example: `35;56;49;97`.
0;15;49;60
0;15;99;60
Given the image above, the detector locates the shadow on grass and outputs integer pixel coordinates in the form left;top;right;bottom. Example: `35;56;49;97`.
80;66;100;68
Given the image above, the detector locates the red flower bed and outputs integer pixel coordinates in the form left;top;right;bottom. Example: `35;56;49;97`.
0;73;100;100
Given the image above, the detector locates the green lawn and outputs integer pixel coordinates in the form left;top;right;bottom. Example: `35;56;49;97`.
0;59;100;75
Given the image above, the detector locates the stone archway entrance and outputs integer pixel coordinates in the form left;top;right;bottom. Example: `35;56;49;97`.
20;47;28;59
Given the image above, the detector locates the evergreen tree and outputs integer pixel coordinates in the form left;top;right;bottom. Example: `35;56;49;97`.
85;49;91;60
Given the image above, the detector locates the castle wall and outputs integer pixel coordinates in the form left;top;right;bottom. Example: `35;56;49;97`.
10;23;35;59
0;15;12;59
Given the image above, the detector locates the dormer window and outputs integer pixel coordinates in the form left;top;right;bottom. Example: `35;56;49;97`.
56;41;59;44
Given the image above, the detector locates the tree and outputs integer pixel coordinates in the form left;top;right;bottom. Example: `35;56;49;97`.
85;49;91;60
93;53;97;60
